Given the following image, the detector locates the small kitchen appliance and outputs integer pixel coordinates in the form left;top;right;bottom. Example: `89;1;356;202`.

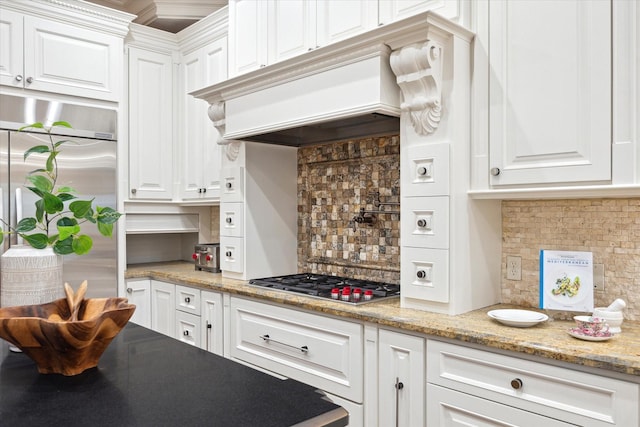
249;273;400;305
193;244;220;273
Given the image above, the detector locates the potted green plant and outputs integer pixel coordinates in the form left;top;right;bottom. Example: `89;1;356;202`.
0;121;122;254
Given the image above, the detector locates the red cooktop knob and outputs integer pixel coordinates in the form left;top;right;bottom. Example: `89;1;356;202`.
341;287;351;301
331;288;339;299
206;254;212;261
192;253;199;260
352;288;362;301
363;290;373;301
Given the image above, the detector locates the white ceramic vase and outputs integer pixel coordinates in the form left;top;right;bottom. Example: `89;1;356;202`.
0;245;64;307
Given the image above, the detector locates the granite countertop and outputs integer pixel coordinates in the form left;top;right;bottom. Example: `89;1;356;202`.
126;262;640;378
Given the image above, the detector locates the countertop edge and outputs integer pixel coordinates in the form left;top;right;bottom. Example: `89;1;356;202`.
125;263;640;378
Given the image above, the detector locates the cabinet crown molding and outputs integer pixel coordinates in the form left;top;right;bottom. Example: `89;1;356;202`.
2;0;135;37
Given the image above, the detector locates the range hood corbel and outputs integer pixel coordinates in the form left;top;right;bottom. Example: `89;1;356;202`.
192;11;473;147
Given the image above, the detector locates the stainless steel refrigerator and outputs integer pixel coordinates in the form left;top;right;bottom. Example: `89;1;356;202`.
0;94;118;298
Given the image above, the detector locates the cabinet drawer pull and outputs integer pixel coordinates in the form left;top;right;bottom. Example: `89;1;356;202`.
416;270;427;279
226;182;232;189
184;297;191;303
490;167;501;176
183;330;189;336
417;219;427;228
260;334;309;353
126;287;132;294
225;251;232;257
15;75;23;82
226;217;232;224
26;76;33;84
511;378;523;390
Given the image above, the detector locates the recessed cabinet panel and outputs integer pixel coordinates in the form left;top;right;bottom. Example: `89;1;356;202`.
201;290;224;356
229;297;363;402
428;340;640;426
221;167;244;202
316;0;378;46
401;247;449;303
176;285;201;315
268;0;316;63
128;47;174;200
151;280;176;338
125;279;151;329
427;384;569;426
401;196;449;249
176;311;201;347
0;9;23;88
488;0;611;185
221;202;244;237
221;237;244;273
402;142;449;197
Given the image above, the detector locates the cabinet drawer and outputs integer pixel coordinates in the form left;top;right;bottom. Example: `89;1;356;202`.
221;202;244;237
221;166;244;202
402;142;449;197
230;297;363;402
427;384;570;426
176;285;200;315
220;237;244;273
427;340;639;426
176;311;201;348
401;196;449;249
401;247;449;303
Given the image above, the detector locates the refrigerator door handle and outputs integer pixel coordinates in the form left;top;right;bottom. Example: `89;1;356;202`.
15;188;23;245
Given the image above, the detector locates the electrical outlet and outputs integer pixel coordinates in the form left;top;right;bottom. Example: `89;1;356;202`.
506;256;522;281
593;264;605;292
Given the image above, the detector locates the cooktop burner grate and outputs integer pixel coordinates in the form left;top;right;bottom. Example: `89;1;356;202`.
249;273;400;305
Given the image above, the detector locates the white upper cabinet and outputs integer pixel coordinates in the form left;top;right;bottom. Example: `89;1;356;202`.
0;7;124;101
128;44;175;200
315;0;378;46
379;0;460;24
487;0;611;187
180;37;227;201
229;0;378;77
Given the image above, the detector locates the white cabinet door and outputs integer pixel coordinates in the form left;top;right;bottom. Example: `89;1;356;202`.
128;47;174;200
488;0;611;186
181;38;226;201
151;280;175;338
378;330;425;427
427;384;571;426
125;279;151;329
229;0;268;76
267;0;317;63
0;10;121;101
316;0;378;46
0;9;23;88
201;290;224;355
378;0;459;24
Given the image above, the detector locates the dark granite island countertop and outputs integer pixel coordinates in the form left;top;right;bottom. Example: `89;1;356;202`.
0;323;347;427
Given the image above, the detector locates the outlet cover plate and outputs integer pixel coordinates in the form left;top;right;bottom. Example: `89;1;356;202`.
593;264;605;292
506;256;522;281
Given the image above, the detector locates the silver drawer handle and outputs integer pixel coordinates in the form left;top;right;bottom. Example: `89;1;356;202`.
260;334;309;353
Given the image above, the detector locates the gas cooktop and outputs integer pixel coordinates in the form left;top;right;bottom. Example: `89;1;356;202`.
248;273;400;305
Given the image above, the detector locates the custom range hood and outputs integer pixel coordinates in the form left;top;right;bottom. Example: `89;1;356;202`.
192;11;468;147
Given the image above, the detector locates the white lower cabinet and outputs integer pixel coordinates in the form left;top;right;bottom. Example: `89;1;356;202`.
151;280;176;338
176;310;201;347
427;384;570;426
125;279;151;329
427;339;639;426
201;290;224;356
378;329;425;427
229;296;364;420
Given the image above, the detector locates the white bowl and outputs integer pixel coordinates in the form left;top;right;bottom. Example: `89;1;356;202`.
592;307;624;334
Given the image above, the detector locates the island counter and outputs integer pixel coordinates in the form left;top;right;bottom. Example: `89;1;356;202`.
0;323;347;427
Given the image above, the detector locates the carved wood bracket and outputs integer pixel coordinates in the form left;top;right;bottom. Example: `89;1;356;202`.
390;40;443;136
207;101;241;161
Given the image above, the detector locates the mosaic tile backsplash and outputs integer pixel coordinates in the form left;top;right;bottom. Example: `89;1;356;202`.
502;199;640;320
297;136;401;284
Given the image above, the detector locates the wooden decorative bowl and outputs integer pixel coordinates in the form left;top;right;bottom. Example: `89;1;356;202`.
0;283;135;376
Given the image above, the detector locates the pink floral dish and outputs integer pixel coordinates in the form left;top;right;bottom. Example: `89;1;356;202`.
567;327;614;342
573;315;609;335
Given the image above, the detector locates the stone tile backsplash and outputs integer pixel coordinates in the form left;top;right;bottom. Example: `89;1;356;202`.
297;135;401;283
502;199;640;320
